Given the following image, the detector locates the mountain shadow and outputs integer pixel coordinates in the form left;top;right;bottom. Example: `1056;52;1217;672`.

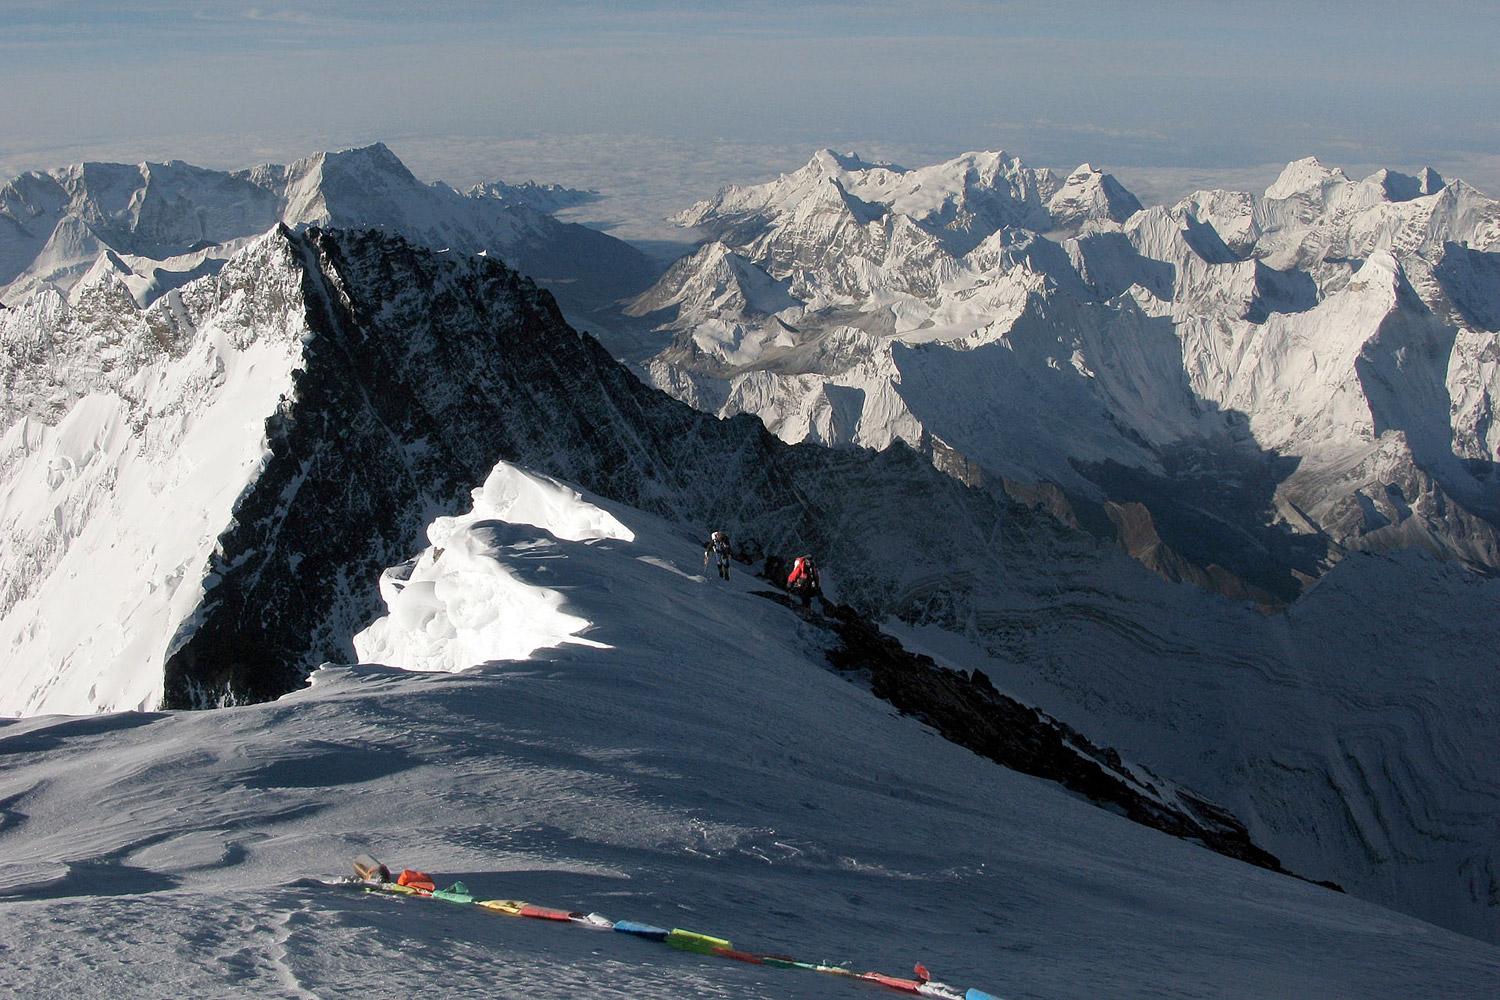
1074;441;1327;603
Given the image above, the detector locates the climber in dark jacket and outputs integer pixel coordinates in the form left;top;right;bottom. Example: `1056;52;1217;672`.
705;530;732;580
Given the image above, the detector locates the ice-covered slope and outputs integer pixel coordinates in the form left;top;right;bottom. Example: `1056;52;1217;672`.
637;150;1500;596
0;143;657;328
0;465;1494;999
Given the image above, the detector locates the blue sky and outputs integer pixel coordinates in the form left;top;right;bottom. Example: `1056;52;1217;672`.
3;1;1498;211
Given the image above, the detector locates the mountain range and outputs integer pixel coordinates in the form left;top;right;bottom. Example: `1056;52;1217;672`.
0;141;655;330
631;148;1500;601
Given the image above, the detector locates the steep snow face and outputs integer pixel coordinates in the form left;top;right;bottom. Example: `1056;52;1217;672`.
353;463;631;672
0;229;310;715
636;149;1500;591
0;143;657;331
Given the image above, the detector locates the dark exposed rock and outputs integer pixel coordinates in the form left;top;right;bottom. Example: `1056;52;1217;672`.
777;593;1340;888
163;226;1068;707
1104;500;1281;606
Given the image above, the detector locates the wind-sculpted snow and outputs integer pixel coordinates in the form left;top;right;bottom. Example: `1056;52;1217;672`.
637;149;1500;593
1;500;1494;996
353;464;629;672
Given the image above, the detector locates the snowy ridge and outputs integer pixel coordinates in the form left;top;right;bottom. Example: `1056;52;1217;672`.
0;469;1493;996
357;461;1282;887
634;149;1500;593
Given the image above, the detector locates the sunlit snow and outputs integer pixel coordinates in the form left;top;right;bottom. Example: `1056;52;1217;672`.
353;463;630;672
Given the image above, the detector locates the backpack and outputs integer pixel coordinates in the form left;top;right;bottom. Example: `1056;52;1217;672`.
788;555;818;590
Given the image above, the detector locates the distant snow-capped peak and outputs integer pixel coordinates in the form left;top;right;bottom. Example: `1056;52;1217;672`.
1047;163;1145;229
0;143;657;330
675;147;1095;247
633;147;1500;594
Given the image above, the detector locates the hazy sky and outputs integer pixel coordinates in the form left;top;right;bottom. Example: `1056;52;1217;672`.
4;1;1499;220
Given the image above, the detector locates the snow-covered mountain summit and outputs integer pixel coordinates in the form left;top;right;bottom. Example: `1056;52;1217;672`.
634;148;1500;598
0;143;656;327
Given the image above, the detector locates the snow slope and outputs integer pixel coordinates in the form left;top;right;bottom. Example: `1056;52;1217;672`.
637;150;1500;594
0;463;1494;999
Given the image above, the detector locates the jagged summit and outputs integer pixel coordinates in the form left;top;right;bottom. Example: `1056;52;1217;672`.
1046;162;1144;228
807;147;886;173
627;240;799;321
1371;166;1447;202
465;178;598;213
1265;155;1352;201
